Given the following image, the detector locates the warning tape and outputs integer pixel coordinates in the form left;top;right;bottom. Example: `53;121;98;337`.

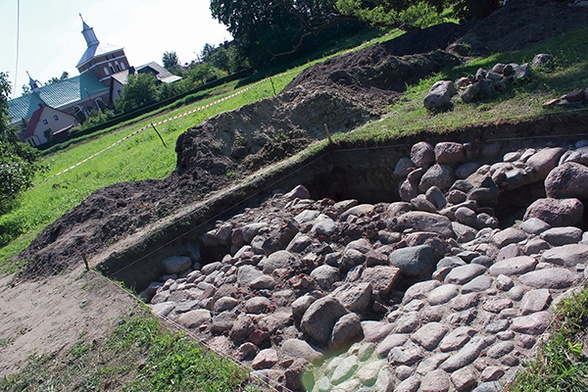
39;77;272;183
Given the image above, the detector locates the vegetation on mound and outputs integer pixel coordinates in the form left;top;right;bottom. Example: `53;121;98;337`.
508;283;588;391
0;312;260;392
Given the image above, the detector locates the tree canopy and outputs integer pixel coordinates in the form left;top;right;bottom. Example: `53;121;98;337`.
116;73;159;112
0;72;43;212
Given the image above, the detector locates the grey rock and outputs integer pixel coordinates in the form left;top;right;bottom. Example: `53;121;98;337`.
496;274;514;291
540;227;584;246
496;243;521;261
389;244;439;278
444;264;487;285
439;326;476;352
524;238;551;255
178;309;211;330
561;146;588;165
373;367;395;392
400;179;419;202
524;198;584;227
286;233;312;253
441;336;495;371
507;286;525;301
526;147;565;178
511;311;551;335
301;297;348;345
292;294;317;320
252;348;279;370
487;341;514;359
388;342;424;366
229;313;255;342
435;142;465;165
482;298;513;313
249;274;276;290
472;255;494;267
452;222;478;244
244;296;272;314
462;275;493;293
493;228;527;247
416;353;450;375
340;204;374;221
451;367;478;391
488;256;537;276
396;212;455;238
211;311;236;334
237;265;264;287
541;244;588;266
411;322;448;351
361;265;401;297
311;264;340;290
213;296;239;313
376;333;409;357
421;369;450;392
162;256;192;275
151;301;176;317
241;222;266;243
284;185;311;200
396;376;421;392
429;284;460;305
456;162;480;179
411;195;438;212
393;312;421;333
424;80;456;112
395;365;413;381
281;338;323;363
521;289;551;315
518;268;578;289
426;186;448;209
481;366;505;382
331;355;358;384
263;250;300;274
419;164;456;192
311;218;337;237
438;256;467;269
403;280;442;303
485;319;510;334
330;282;372;313
411;141;435;168
472;381;503;392
394;157;416;178
531;53;552;68
545;162;588;199
356;360;385;385
330;313;363;350
520;217;551;235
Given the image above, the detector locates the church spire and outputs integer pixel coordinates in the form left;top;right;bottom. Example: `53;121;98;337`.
26;71;41;94
80;14;99;46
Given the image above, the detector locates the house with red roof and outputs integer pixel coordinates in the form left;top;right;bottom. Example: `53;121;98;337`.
21;105;77;147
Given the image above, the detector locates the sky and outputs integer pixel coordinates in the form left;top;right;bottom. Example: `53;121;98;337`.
0;0;232;98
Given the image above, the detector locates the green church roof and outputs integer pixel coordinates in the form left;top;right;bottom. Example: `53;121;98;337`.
8;72;108;123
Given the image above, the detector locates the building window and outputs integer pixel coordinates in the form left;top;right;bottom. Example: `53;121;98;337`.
28;139;36;146
104;67;110;75
121;62;126;70
109;64;114;73
53;115;59;121
115;62;121;71
43;119;48;125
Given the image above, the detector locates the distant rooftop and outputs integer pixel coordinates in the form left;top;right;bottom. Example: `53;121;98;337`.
8;73;108;124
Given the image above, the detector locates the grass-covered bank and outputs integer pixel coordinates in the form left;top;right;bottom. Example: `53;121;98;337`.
0;311;260;391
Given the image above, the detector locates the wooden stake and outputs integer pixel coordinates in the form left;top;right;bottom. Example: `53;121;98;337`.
324;123;333;144
269;77;277;96
151;123;168;148
82;254;90;271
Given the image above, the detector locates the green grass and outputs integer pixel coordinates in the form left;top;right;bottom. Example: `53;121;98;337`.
0;313;260;391
508;284;588;391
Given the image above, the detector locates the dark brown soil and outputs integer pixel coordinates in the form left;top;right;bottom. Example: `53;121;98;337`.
16;0;588;280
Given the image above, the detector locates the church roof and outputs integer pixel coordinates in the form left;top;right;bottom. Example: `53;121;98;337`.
77;42;124;68
8;73;108;123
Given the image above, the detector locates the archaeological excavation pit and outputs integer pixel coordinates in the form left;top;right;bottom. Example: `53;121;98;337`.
97;116;588;391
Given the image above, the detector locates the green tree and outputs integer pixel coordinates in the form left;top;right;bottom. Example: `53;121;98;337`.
0;72;43;212
210;0;345;66
116;73;159;112
162;51;179;69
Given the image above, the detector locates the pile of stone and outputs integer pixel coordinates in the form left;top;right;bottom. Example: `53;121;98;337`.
424;53;553;112
145;136;588;391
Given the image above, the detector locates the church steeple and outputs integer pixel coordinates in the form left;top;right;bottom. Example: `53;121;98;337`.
80;13;99;47
26;71;41;94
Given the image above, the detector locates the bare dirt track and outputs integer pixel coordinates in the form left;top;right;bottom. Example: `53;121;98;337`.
2;0;588;382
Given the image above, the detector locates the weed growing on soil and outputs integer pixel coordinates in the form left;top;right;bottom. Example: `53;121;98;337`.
0;314;259;392
508;284;588;391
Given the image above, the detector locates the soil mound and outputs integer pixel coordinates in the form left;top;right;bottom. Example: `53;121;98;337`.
16;0;588;280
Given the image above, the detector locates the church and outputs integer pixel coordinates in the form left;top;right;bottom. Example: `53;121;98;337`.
8;17;180;147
